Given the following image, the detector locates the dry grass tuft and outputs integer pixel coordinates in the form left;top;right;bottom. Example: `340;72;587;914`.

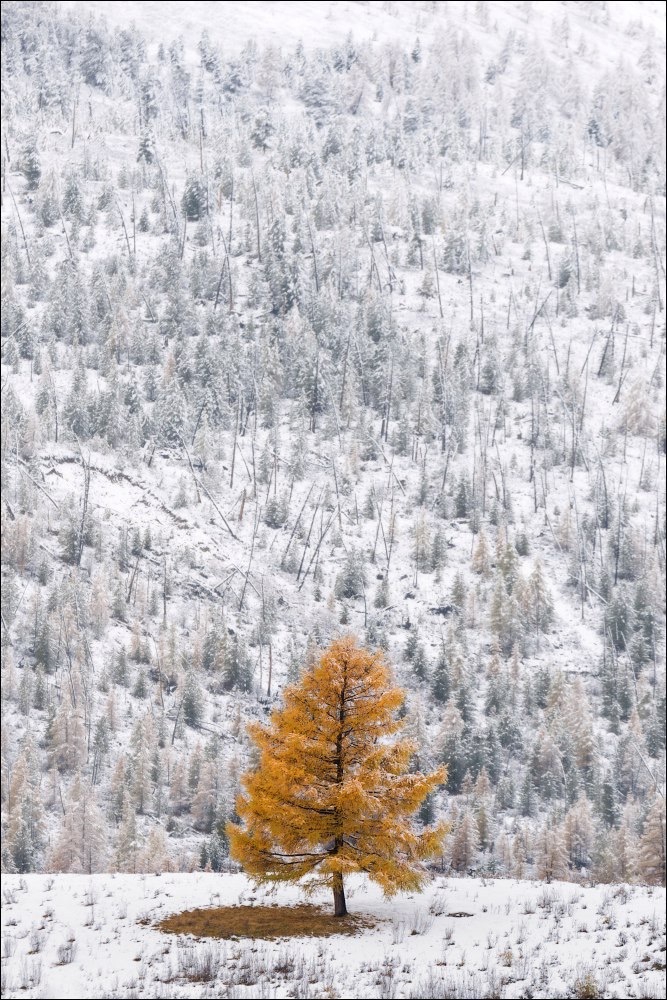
157;903;373;940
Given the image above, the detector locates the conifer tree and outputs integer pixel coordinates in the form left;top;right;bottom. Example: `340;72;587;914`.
450;809;480;871
181;174;207;221
431;645;451;704
191;759;220;833
523;559;554;641
182;671;204;727
5;738;46;873
638;798;666;885
611;818;638;883
114;799;139;873
136;824;172;873
472;529;491;577
534;821;569;882
48;774;107;873
129;714;155;812
20;138;41;190
563;794;595;869
228;636;447;916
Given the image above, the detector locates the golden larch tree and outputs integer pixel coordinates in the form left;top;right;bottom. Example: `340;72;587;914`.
228;636;447;916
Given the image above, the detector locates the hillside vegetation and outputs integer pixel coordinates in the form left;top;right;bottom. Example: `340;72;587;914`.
1;0;665;886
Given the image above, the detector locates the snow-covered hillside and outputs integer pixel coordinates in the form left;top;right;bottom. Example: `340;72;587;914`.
1;873;665;999
1;0;665;902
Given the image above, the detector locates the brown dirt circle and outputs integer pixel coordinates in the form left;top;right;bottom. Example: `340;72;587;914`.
157;903;375;940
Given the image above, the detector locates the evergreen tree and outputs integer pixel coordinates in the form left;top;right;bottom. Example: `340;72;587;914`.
80;27;110;89
137;132;154;164
335;548;367;600
605;588;633;653
20;138;41;189
431;646;451;704
437;702;467;793
62;173;84;220
181;175;207;221
222;636;251;693
155;360;188;444
182;671;204;727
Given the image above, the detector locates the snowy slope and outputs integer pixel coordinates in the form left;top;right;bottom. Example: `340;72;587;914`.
1;872;665;999
59;1;667;55
1;0;665;903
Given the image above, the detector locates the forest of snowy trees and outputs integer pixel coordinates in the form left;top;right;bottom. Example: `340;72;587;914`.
1;0;665;887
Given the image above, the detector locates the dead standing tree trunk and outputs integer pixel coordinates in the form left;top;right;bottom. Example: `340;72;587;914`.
75;446;91;567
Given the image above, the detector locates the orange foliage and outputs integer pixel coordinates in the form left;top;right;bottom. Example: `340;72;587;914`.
228;635;448;915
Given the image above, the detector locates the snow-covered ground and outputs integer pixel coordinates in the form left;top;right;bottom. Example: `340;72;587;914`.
59;0;667;56
1;4;665;987
1;873;665;999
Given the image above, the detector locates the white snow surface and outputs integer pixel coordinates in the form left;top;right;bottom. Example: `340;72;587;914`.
1;872;665;999
60;0;667;55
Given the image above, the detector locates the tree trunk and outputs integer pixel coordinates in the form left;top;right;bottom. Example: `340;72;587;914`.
333;872;347;917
